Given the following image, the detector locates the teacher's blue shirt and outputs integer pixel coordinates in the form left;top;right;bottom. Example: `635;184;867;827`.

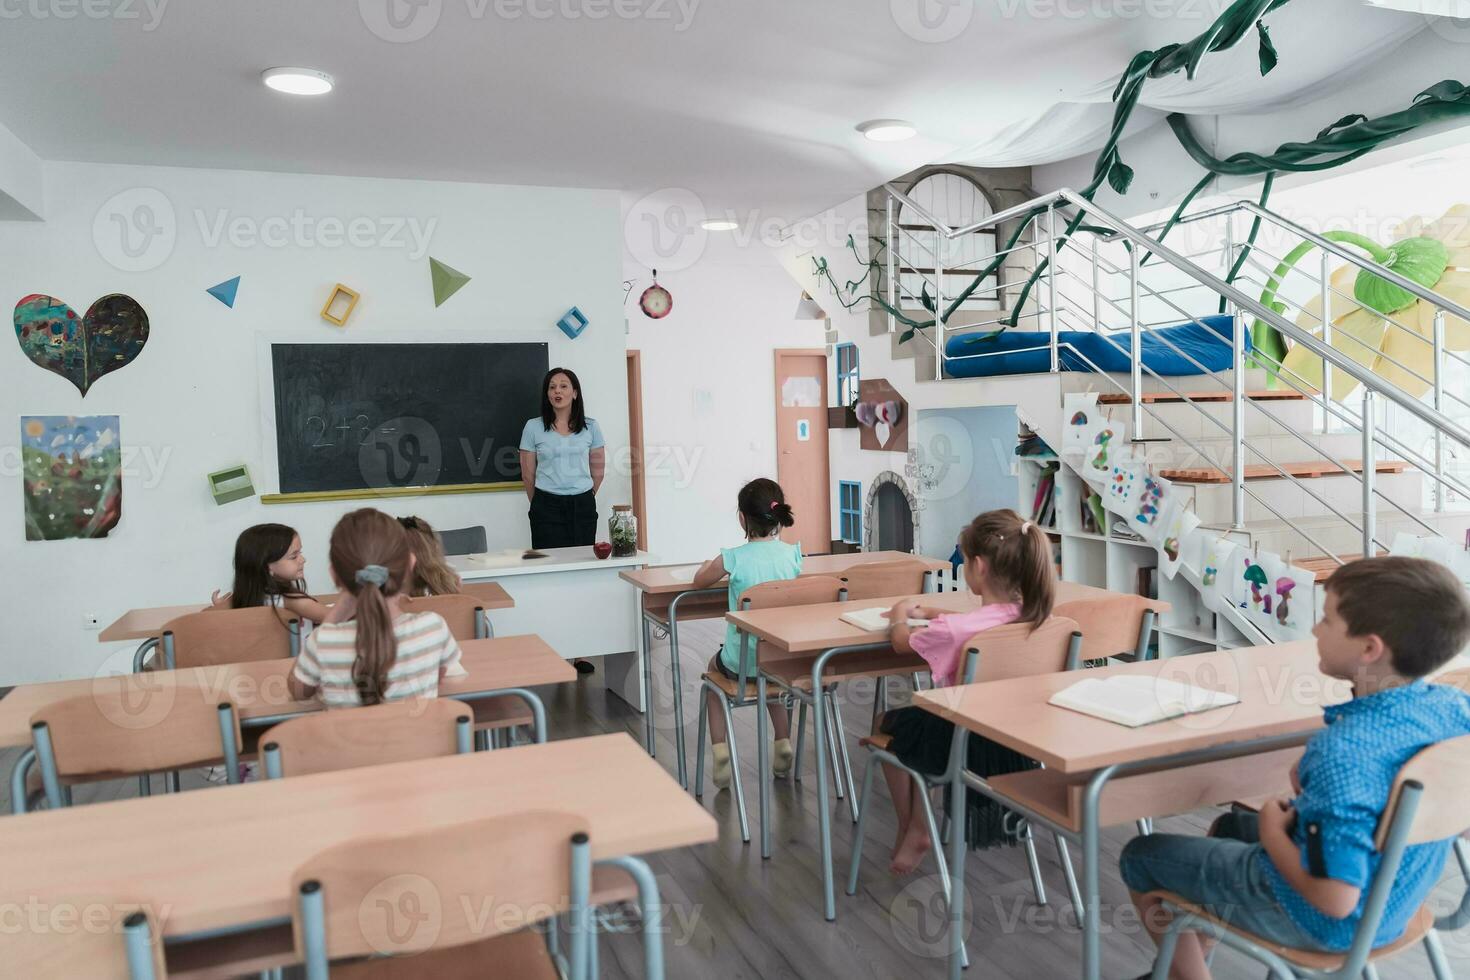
520;417;604;495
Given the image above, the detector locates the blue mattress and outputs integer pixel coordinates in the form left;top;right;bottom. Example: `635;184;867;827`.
942;314;1246;378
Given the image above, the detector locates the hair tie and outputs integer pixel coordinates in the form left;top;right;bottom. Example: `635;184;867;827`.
770;500;780;511
1020;520;1032;534
355;564;389;587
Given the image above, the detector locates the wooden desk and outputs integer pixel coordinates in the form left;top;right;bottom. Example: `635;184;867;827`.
617;551;950;789
98;583;516;643
0;734;716;942
914;641;1347;980
2;636;574;813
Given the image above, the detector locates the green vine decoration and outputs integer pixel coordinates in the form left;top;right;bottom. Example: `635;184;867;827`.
802;0;1470;360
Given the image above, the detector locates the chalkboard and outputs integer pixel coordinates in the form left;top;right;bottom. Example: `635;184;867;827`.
270;342;548;495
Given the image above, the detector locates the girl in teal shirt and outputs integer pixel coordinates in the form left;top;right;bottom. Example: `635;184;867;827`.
692;478;803;789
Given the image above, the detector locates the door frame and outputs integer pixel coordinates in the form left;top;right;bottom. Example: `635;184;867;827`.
626;350;648;552
773;348;833;555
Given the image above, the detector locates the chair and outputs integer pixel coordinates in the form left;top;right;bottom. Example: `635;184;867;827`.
10;904;164;979
692;576;848;843
399;593;527;749
1054;593;1161;664
139;606;300;672
1149;732;1470;979
260;699;474;778
837;558;934;714
846;617;1085;933
28;693;245;809
438;524;488;556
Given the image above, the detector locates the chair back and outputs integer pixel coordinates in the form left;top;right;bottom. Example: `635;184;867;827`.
731;576;846;673
30;694;243;803
960;615;1083;684
261;699;473;779
838;559;929;600
401;593;486;640
1378;732;1470;849
159;606;298;670
292;811;590;968
9;905;164;979
1054;594;1158;663
438;525;488;556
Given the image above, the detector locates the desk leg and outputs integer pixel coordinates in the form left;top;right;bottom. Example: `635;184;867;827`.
947;733;967;980
811;656;836;920
667;608;689;790
1081;765;1118;980
758;673;771;859
640;614;656;759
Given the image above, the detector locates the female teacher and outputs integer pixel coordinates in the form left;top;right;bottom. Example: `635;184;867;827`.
520;366;606;549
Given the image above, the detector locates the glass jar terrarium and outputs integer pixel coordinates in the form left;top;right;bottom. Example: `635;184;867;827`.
609;505;638;557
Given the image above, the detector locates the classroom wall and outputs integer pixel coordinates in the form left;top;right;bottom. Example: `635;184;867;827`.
1;161;627;684
0;118;43;221
623;198;827;563
914;406;1020;560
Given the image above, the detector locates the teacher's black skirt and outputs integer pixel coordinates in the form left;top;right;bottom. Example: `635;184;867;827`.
528;488;598;549
880;706;1039;850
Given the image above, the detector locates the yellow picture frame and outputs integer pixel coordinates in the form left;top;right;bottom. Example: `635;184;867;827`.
320;283;360;326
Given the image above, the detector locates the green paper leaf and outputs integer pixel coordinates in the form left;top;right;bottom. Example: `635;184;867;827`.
961;327;1009;345
1354;236;1448;315
1107;158;1135;195
1256;21;1278;76
898;328;915;345
1316;113;1367;140
920;283;936;314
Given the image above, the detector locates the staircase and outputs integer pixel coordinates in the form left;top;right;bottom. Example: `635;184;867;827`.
812;181;1470;644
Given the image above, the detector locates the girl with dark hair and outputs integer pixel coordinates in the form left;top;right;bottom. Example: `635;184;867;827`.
209;522;330;625
690;478;803;790
875;508;1056;874
519;367;606;550
289;509;464;707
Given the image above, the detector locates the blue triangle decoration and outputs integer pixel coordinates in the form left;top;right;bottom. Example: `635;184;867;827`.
207;276;241;308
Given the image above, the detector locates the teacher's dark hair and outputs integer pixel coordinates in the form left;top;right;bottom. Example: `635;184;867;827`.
539;367;587;434
738;478;794;538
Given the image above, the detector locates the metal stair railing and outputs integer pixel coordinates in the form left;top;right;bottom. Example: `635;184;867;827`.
877;182;1470;563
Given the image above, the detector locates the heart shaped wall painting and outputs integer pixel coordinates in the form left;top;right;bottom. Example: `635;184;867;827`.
14;293;150;396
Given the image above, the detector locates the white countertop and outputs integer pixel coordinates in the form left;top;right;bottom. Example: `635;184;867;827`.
449;546;653;580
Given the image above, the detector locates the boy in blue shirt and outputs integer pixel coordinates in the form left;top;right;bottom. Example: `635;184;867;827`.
1122;556;1470;980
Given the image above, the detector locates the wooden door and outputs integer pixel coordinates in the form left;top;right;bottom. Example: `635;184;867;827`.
626;351;647;551
774;350;832;553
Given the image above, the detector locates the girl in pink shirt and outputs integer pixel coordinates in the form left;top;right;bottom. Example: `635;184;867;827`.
877;508;1056;874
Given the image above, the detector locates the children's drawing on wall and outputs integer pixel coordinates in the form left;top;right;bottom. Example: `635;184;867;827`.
1157;503;1201;579
1201;536;1238;614
1105;452;1140;508
14;293;150;396
21;415;122;540
1083;418;1125;478
1264;563;1316;640
1132;474;1172;541
1062;392;1100;455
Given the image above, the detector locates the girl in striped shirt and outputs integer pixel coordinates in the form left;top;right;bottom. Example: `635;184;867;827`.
289;509;462;708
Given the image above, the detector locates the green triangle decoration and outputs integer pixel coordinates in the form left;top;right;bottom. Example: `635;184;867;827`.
429;257;471;308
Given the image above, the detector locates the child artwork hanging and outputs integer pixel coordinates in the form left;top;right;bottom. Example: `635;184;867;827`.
1104;448;1142;509
21;415;122;540
1201;535;1239;614
14;293;150;397
856;379;909;453
1062;392;1101;455
1157;502;1201;580
1130;472;1173;543
1264;562;1316;641
1082;417;1126;481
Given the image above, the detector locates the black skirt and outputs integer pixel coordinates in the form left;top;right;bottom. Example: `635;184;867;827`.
880;706;1040;850
528;488;598;549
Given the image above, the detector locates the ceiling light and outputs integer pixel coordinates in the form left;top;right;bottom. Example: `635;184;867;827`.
857;119;916;142
261;68;335;96
700;219;739;231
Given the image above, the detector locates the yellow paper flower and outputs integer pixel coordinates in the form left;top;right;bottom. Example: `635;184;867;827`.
1281;205;1470;400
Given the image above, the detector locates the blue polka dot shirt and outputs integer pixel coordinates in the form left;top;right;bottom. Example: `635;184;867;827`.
1262;681;1470;950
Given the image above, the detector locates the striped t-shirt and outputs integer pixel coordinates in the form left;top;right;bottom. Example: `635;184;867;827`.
293;611;462;708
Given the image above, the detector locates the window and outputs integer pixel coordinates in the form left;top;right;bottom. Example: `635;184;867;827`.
835;343;860;407
839;481;862;544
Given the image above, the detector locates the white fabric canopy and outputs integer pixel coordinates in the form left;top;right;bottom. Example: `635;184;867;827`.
946;0;1428;169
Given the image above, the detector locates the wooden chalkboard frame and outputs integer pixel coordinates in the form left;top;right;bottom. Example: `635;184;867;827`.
255;333;546;504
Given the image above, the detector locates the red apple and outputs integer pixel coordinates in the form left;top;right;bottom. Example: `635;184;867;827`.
593;541;613;559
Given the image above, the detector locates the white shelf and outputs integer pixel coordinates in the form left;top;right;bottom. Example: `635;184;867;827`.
1159;624;1215;644
1061;530;1107;542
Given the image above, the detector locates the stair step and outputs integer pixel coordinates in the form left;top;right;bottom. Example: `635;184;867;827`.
1295;553;1387;582
1098;390;1307;406
1161;460;1411;484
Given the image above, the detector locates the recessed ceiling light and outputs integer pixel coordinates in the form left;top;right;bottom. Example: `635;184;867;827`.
1408;155;1452;171
857;119;916;142
700;219;739;231
261;68;334;96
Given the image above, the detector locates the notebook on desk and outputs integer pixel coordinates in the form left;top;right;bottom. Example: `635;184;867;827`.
1048;675;1238;728
839;606;928;632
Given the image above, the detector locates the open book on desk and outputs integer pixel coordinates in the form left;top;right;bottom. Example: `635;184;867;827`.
839;606;929;632
1048;675;1238;728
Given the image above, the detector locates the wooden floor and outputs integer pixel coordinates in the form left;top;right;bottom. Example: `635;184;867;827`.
3;619;1466;979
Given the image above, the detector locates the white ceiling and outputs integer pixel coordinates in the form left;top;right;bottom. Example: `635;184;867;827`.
0;0;1437;223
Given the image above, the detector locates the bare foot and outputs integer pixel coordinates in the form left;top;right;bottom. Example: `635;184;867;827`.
889;830;932;876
